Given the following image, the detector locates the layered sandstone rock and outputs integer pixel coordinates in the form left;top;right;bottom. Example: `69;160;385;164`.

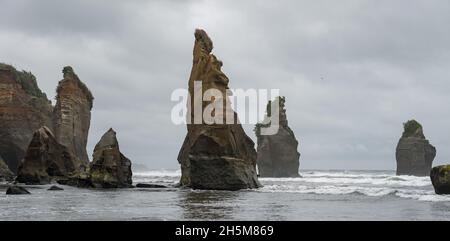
53;66;93;163
0;155;14;181
0;63;53;173
255;97;300;177
177;29;261;190
58;128;133;188
396;120;436;176
16;126;87;184
88;128;133;188
430;165;450;195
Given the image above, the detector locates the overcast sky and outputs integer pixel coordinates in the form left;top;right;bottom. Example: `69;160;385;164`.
1;0;449;170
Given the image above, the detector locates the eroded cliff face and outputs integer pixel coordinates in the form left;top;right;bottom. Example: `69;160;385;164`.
16;126;87;184
0;64;53;173
396;120;436;176
0;155;14;181
53;66;93;164
177;29;261;190
255;97;300;177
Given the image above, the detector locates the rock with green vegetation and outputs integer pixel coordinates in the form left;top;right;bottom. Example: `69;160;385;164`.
396;120;436;176
53;66;93;164
0;155;14;182
430;165;450;195
16;126;87;184
255;97;300;177
0;63;53;173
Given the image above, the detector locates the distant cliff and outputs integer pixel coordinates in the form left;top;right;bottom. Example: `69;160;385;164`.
255;97;300;177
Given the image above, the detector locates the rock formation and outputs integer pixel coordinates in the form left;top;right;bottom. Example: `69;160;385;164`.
255;97;300;177
396;120;436;176
0;155;14;181
177;29;261;190
53;66;93;163
16;126;87;184
88;128;133;188
0;63;53;173
58;128;132;188
6;185;30;195
430;165;450;195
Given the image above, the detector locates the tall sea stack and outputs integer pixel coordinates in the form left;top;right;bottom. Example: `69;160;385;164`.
177;29;261;190
255;97;300;177
395;120;436;176
0;63;53;173
53;66;93;163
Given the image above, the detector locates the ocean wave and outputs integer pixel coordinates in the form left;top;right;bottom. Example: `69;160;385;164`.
133;169;181;177
258;184;450;202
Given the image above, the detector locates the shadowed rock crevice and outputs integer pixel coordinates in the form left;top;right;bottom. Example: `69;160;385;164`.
396;120;436;176
177;29;261;190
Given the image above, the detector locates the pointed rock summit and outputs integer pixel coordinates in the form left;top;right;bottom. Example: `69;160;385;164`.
255;97;300;177
89;128;133;188
53;66;93;163
177;29;261;190
396;120;436;176
16;126;86;184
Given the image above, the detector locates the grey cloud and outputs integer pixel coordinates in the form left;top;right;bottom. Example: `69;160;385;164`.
1;0;449;170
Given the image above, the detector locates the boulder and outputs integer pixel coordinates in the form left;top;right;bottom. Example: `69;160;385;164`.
430;165;450;195
47;185;64;191
0;155;14;181
135;183;168;188
177;29;261;190
53;66;93;163
88;128;133;188
395;120;436;176
255;97;300;177
0;63;53;173
6;185;30;195
16;126;87;184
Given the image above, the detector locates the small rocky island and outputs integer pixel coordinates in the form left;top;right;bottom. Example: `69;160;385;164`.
255;97;300;177
430;165;450;195
177;29;261;190
395;120;436;176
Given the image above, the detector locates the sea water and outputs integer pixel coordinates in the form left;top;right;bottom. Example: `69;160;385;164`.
1;170;449;220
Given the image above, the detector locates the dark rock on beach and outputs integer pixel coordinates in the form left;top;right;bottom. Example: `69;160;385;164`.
47;185;64;191
255;97;300;177
136;183;168;188
16;126;87;184
6;186;30;195
395;120;436;176
177;29;261;190
430;165;450;195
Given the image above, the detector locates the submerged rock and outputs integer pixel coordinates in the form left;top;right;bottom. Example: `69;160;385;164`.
430;165;450;195
0;63;53;173
88;128;133;188
47;185;64;191
53;66;93;163
177;29;261;190
16;126;87;184
395;120;436;176
0;155;14;181
6;186;30;195
255;97;300;177
136;183;168;188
